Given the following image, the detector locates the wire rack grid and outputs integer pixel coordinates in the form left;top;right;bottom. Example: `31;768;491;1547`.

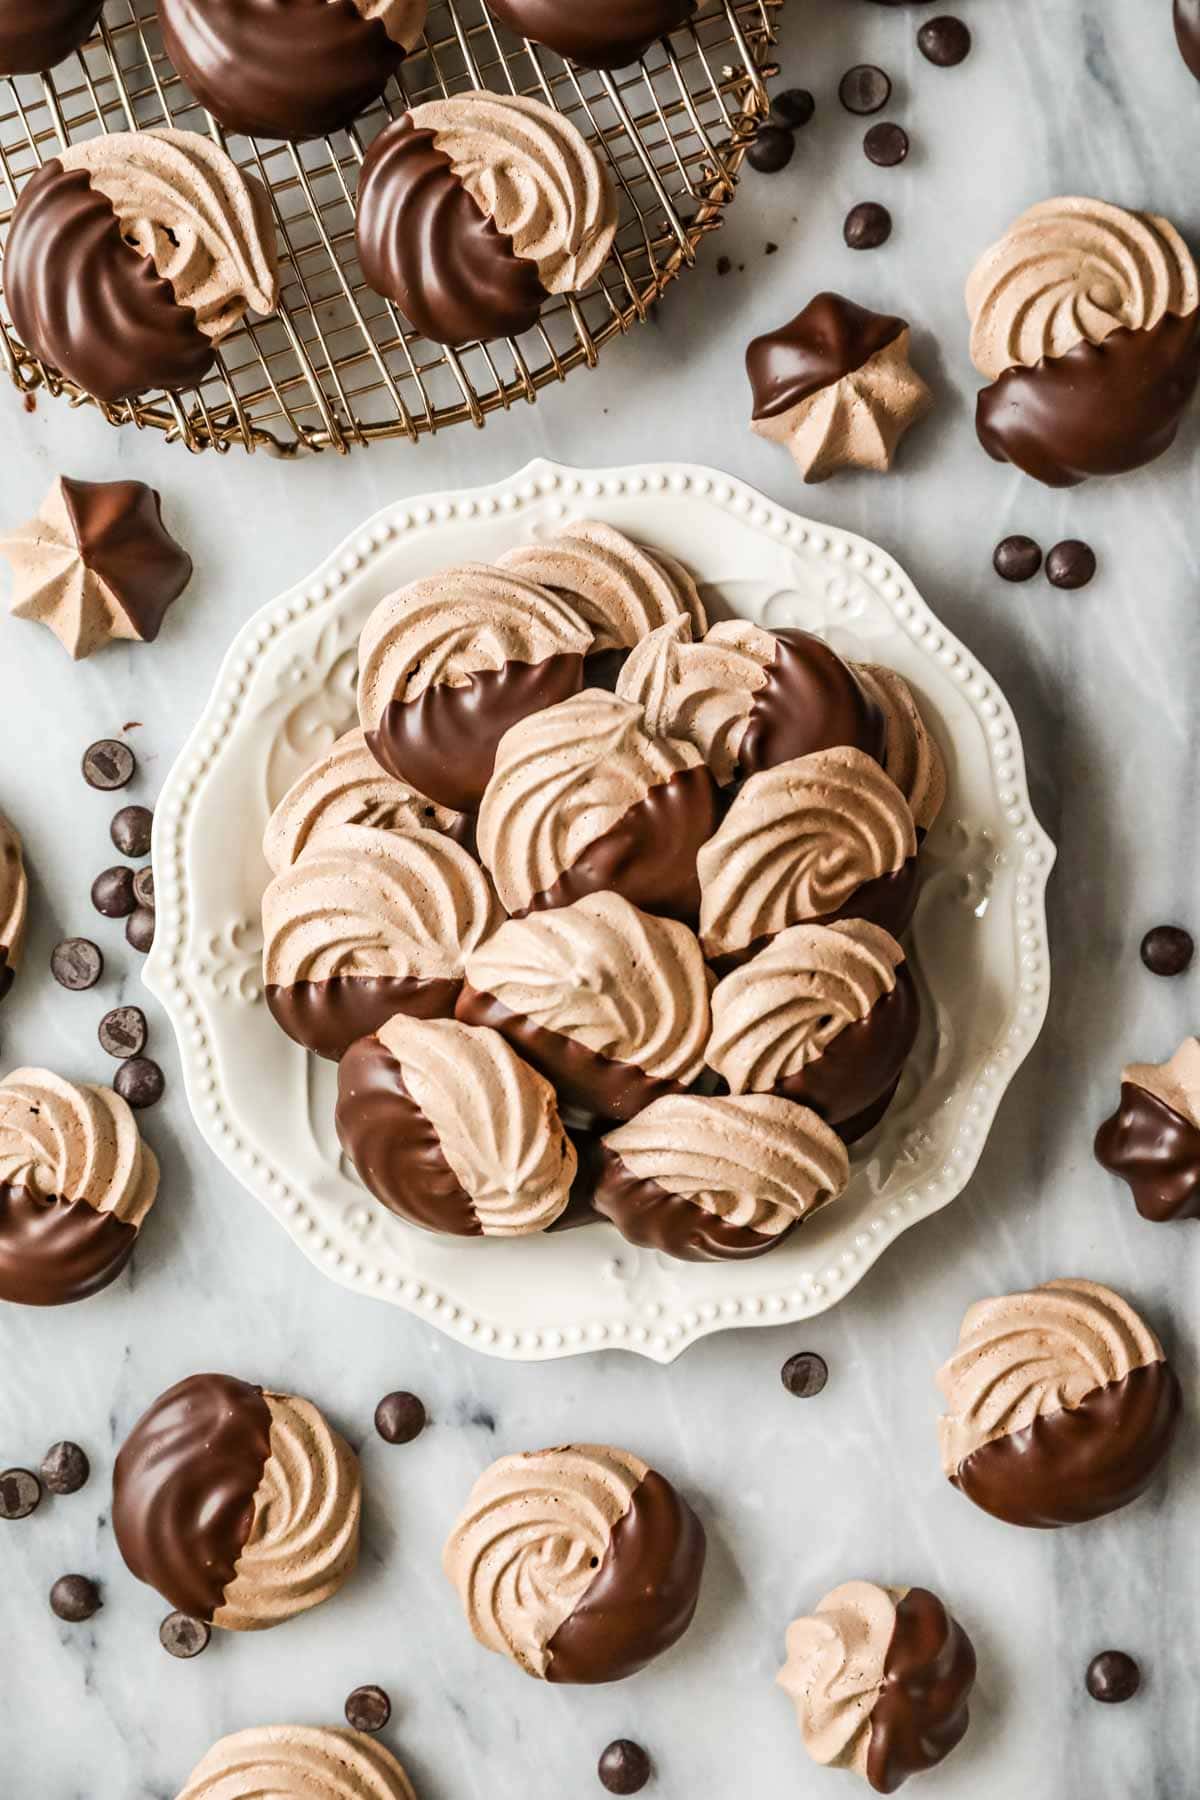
0;0;782;456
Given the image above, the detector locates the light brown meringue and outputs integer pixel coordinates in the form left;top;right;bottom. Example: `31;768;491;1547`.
0;1068;158;1225
499;520;706;653
0;812;27;983
777;1580;906;1779
176;1726;417;1800
1121;1038;1200;1126
853;664;946;833
263;727;461;874
614;617;768;784
752;330;932;482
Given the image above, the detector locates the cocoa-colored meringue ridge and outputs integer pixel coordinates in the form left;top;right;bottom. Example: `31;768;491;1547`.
0;812;27;998
778;1579;903;1781
614;617;764;784
1121;1037;1200;1127
0;1067;159;1227
499;520;707;654
752;324;932;482
852;664;946;834
176;1726;418;1800
262;727;462;874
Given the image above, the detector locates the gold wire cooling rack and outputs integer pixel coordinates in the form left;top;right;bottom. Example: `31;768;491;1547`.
0;0;782;455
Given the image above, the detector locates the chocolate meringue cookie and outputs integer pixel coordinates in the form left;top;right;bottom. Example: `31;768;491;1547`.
1095;1038;1200;1223
357;563;591;812
0;1068;159;1306
697;747;918;963
177;1727;418;1800
966;197;1200;485
158;0;427;142
747;293;933;482
485;0;696;69
356;93;617;346
457;892;711;1124
778;1580;976;1793
1;476;192;660
5;129;278;403
262;822;497;1059
477;689;719;923
937;1278;1182;1529
707;921;918;1143
263;727;463;874
443;1444;705;1682
0;1;102;74
0;813;27;1005
336;1016;576;1235
596;1092;849;1261
113;1373;360;1628
852;664;946;836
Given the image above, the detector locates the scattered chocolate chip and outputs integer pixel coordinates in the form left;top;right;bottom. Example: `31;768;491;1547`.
40;1441;90;1496
375;1391;427;1445
864;121;909;167
993;535;1043;582
82;739;135;791
91;865;137;919
770;87;815;130
1045;539;1096;590
132;866;155;910
0;1468;42;1520
844;201;892;250
98;1006;148;1060
114;1056;164;1110
746;124;795;173
598;1741;652;1795
781;1351;829;1398
839;64;891;115
918;15;971;66
344;1685;392;1732
111;805;153;858
1140;925;1194;977
125;907;156;955
159;1611;210;1659
50;1574;102;1622
50;938;103;991
1086;1650;1141;1704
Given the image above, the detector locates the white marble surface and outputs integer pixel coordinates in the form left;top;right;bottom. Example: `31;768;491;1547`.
2;2;1199;1795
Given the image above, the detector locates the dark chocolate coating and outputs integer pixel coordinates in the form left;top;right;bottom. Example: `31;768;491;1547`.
975;312;1200;487
736;629;887;777
546;1470;706;1682
486;0;695;69
356;116;548;347
4;161;215;402
951;1360;1182;1529
0;1183;137;1307
367;651;584;814
335;1032;482;1235
112;1374;272;1620
866;1588;975;1793
746;292;906;421
774;963;919;1139
0;950;12;1006
1095;1081;1200;1223
1176;0;1200;81
60;478;193;642
158;0;406;141
593;1147;787;1261
0;0;102;73
266;974;461;1061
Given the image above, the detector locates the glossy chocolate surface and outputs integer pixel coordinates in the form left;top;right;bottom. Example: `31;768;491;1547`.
60;477;193;642
1176;0;1200;81
737;630;887;776
0;0;102;75
867;1588;975;1794
0;1183;137;1306
112;1373;272;1619
746;292;906;421
1094;1081;1200;1223
593;1147;785;1262
486;0;695;69
266;974;461;1061
775;962;919;1136
335;1032;481;1235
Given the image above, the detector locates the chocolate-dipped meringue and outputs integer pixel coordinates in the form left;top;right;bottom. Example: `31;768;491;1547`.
476;689;719;923
595;1091;849;1261
937;1278;1182;1528
158;0;428;142
457;892;711;1124
707;921;918;1143
356;563;591;812
1;475;192;660
485;0;696;69
1095;1038;1200;1223
966;197;1200;485
748;293;933;482
697;747;918;964
113;1373;360;1628
5;129;278;402
263;727;464;874
853;663;946;836
336;1015;576;1234
443;1444;705;1682
262;822;497;1059
0;1068;159;1306
177;1727;418;1800
0;813;28;1005
0;1;102;74
778;1580;976;1793
356;93;616;346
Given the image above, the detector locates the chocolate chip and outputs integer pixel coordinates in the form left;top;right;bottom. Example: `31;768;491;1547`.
0;1468;42;1520
864;122;909;167
111;805;153;858
98;1006;148;1060
839;64;891;115
40;1441;89;1495
50;1574;102;1622
844;201;892;250
133;866;155;910
114;1056;164;1109
82;739;135;791
1140;925;1194;977
344;1685;391;1732
1045;539;1096;590
1086;1650;1140;1703
770;87;815;130
781;1351;829;1398
91;866;137;919
375;1391;427;1445
125;907;156;955
51;938;103;991
159;1611;210;1659
918;15;971;66
993;535;1043;582
598;1741;652;1795
746;125;794;173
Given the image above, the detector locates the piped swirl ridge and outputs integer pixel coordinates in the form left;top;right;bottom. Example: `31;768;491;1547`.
615;617;767;783
852;664;946;833
500;521;706;653
263;728;460;873
176;1726;418;1800
0;1067;158;1224
777;1579;902;1779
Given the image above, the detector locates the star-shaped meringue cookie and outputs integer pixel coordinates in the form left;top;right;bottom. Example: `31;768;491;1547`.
1;475;192;660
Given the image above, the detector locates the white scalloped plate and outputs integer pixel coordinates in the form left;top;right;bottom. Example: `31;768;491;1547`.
145;459;1054;1362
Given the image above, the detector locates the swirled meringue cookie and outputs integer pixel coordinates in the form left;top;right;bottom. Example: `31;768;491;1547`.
177;1727;417;1800
966;197;1200;485
262;822;497;1059
596;1091;848;1261
852;664;946;836
697;747;918;963
356;93;617;346
477;690;719;923
707;921;918;1144
5;130;278;403
158;0;427;142
443;1444;705;1682
357;563;591;812
1095;1038;1200;1223
263;728;464;874
778;1580;976;1793
0;1;102;74
0;813;28;1004
0;1069;159;1306
937;1278;1182;1528
113;1373;360;1629
336;1016;575;1234
485;0;696;69
456;892;711;1124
